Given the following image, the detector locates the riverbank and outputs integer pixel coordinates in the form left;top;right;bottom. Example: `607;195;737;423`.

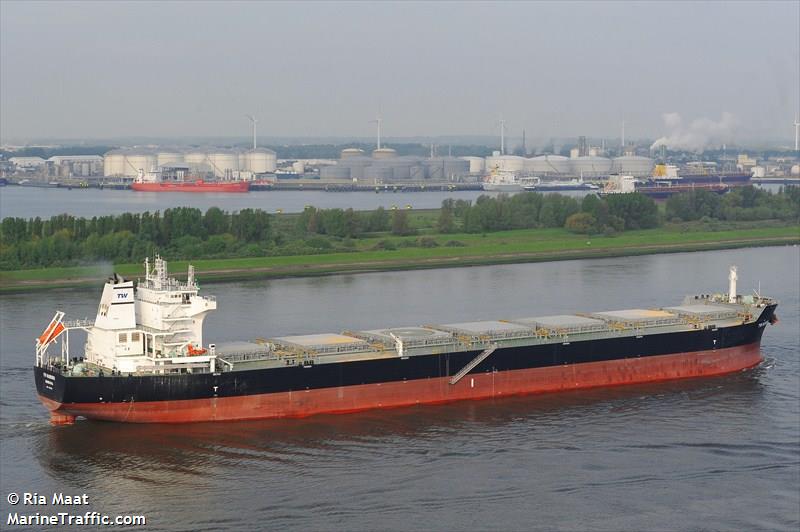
1;225;798;293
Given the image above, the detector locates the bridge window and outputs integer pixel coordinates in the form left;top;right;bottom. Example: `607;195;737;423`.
118;333;127;343
131;332;140;342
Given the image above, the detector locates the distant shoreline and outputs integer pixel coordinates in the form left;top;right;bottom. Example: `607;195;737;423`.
2;226;797;293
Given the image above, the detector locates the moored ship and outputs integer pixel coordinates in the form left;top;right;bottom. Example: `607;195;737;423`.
523;177;599;192
601;174;729;199
131;165;250;193
34;257;778;424
653;163;751;185
482;168;524;192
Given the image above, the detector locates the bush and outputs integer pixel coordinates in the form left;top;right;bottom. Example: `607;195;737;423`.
305;236;333;250
444;240;466;247
564;212;597;234
372;239;397;251
418;236;439;248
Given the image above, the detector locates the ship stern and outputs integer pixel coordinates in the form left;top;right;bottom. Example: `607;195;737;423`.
34;366;76;425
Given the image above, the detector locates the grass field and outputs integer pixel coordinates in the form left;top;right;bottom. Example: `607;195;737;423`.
1;224;798;292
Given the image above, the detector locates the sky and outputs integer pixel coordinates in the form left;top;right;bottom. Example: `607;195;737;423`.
1;1;798;146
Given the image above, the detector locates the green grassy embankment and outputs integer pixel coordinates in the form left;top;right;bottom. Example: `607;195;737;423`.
1;225;798;293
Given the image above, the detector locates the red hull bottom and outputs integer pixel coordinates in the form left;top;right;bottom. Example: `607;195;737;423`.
131;181;249;193
42;343;762;424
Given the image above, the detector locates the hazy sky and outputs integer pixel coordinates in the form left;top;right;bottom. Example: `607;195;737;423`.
1;1;798;145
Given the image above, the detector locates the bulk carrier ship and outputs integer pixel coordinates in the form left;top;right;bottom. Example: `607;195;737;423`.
34;257;778;424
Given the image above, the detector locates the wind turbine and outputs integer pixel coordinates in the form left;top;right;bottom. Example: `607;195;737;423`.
369;115;383;150
245;115;258;150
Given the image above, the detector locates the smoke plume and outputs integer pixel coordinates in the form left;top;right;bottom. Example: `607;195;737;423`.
650;112;738;152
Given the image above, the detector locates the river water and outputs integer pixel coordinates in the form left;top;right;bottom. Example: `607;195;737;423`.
0;186;590;219
1;247;798;531
0;183;784;220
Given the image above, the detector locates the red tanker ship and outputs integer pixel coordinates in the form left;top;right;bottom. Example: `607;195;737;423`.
131;165;250;193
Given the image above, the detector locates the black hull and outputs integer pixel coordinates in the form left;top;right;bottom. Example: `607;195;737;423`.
36;305;776;407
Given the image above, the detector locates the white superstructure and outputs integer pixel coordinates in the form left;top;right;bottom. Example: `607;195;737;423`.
40;257;219;375
603;174;637;194
483;167;524;192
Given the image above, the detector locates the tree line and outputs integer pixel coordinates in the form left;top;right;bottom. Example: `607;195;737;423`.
1;186;796;270
664;185;800;223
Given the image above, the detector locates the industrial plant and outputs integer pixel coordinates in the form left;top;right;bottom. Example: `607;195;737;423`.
2;117;799;189
102;147;277;179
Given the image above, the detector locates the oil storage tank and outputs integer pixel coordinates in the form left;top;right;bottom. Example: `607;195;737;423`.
207;150;239;178
185;152;210;174
372;148;398;160
460;156;485;175
484;155;525;173
612;155;654;177
245;148;277;173
367;165;394;182
157;151;184;167
341;148;366;159
343;156;372;180
320;165;351;180
527;155;571;176
424;157;469;180
122;152;156;176
570;156;612;178
103;150;126;177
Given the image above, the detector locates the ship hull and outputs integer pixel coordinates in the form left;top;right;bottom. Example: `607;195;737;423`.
36;306;774;424
635;184;729;199
667;173;751;185
131;181;250;193
39;342;763;423
483;185;523;192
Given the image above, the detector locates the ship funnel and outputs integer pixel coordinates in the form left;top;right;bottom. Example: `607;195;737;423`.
728;265;738;303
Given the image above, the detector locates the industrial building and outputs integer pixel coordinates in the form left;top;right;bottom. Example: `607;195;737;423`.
103;148;277;178
8;155;103;177
46;155;104;177
8;156;46;170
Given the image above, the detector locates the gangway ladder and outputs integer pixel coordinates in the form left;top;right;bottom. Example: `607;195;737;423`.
449;345;497;385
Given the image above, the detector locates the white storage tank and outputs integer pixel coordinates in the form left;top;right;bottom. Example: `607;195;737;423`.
207;151;239;178
103;150;125;177
484;155;525;173
570;156;612;177
185;152;210;173
367;165;394;181
245;148;277;173
292;161;305;174
123;153;157;176
460;156;485;174
392;164;411;180
341;148;365;159
372;148;398;159
751;166;766;178
526;155;570;175
612;156;654;177
320;166;351;180
157;151;184;167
